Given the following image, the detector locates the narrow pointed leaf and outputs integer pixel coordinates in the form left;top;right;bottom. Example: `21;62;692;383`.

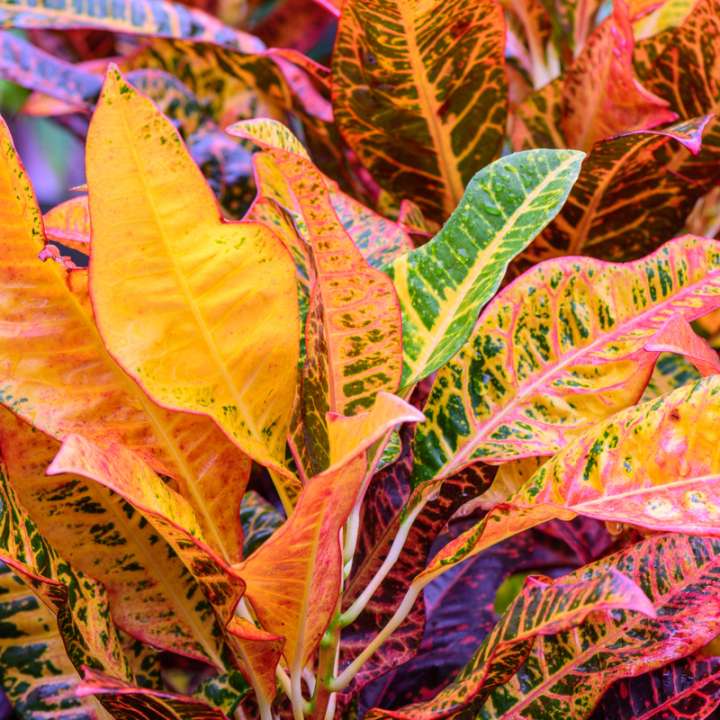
0;413;230;667
0;115;253;564
86;70;300;479
332;0;507;221
369;570;654;719
78;668;230;719
561;0;676;151
421;373;720;583
476;535;720;719
385;149;583;386
238;454;366;670
0;0;264;52
413;236;720;486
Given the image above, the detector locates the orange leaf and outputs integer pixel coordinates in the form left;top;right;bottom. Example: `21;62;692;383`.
43;195;91;254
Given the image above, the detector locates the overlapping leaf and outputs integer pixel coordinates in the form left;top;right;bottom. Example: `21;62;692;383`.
44;195;91;253
0;118;252;564
332;0;507;221
368;570;654;719
421;373;720;584
0;412;231;666
385;149;583;386
560;0;675;151
0;0;264;52
230;119;403;477
86;70;300;490
413;236;720;485
239;491;284;558
475;535;720;719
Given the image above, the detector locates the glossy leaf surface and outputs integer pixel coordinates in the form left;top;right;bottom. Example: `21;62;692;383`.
87;69;300;477
332;0;507;221
386;149;583;386
413;236;720;485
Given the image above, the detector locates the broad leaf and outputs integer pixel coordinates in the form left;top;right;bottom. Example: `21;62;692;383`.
644;314;720;375
0;116;252;564
475;535;720;719
86;70;300;491
0;412;230;666
78;667;230;719
0;0;264;52
0;564;111;720
368;570;654;718
385;149;583;386
332;0;507;221
561;0;675;151
230;119;403;477
413;235;720;486
421;373;720;583
591;654;720;720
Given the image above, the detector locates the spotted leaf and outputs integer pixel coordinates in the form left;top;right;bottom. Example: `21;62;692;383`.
413;236;720;486
332;0;507;222
386;149;583;387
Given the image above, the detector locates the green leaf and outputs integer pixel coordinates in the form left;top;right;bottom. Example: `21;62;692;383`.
385;149;584;387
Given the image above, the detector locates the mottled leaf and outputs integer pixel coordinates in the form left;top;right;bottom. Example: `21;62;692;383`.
240;491;284;558
413;236;720;486
386;149;583;386
332;0;507;221
641;351;702;400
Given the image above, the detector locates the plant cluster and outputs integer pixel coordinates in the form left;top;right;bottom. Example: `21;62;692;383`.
2;0;720;718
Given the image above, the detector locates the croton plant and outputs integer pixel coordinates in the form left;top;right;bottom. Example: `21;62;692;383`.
3;0;720;718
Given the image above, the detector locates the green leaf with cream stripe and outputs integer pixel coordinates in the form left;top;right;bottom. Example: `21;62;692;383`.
386;149;584;388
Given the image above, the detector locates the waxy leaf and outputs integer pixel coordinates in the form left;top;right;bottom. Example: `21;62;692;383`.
386;149;584;386
0;0;264;53
368;570;655;719
476;535;720;719
240;491;284;558
561;0;676;151
0;564;110;720
413;236;720;486
644;314;720;375
86;70;300;482
0;413;230;667
44;195;90;254
78;667;230;719
238;454;367;670
592;654;720;720
230;119;403;477
530;116;720;264
332;0;507;221
422;373;720;583
0;116;252;564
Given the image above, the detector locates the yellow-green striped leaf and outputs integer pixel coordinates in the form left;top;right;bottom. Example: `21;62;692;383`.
385;149;584;387
412;236;720;485
332;0;508;222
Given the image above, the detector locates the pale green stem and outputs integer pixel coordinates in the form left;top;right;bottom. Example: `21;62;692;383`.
338;496;429;627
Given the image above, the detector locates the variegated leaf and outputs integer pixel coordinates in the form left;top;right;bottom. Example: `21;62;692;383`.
0;564;111;720
385;149;583;387
644;314;720;375
44;195;90;254
0;116;252;564
421;373;720;584
560;0;676;151
78;668;230;719
641;352;701;400
332;0;507;221
475;535;720;719
0;412;230;667
0;0;264;52
230;119;403;477
413;236;720;486
368;570;654;719
86;70;300;499
239;491;284;558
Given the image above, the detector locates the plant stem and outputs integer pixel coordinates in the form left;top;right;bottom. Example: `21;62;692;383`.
339;496;428;627
310;608;341;719
331;582;423;692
